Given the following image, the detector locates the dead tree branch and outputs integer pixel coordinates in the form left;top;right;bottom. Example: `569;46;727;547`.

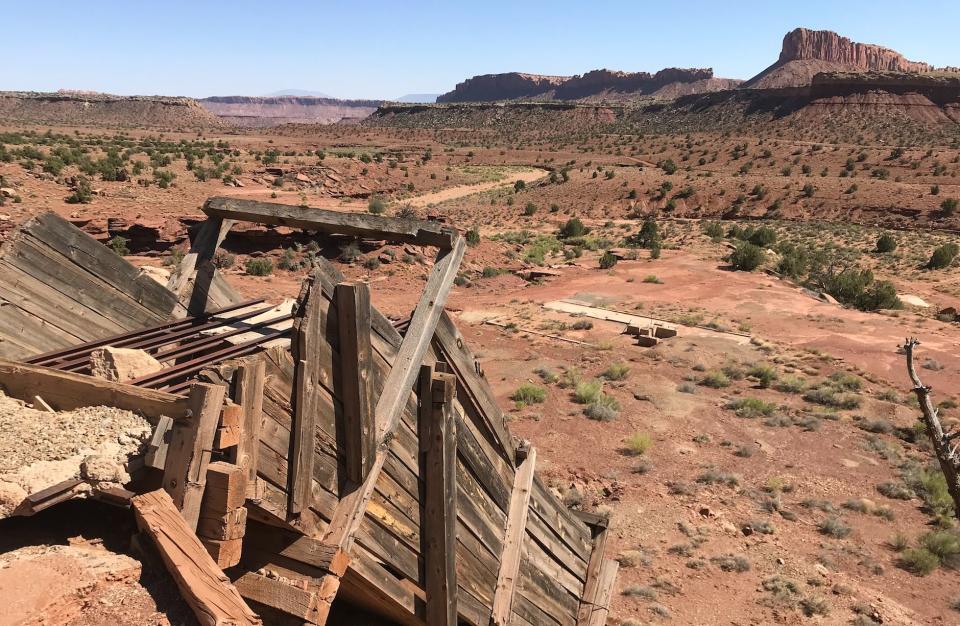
902;338;960;521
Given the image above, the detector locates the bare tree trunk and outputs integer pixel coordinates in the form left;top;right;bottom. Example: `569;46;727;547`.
902;338;960;521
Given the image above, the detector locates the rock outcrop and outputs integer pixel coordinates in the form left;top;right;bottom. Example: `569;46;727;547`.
745;28;934;89
0;91;223;128
199;95;384;127
437;68;739;102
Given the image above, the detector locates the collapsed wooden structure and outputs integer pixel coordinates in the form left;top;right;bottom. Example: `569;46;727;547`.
0;197;617;626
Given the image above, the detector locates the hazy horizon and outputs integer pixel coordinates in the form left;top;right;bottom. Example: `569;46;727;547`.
4;0;959;100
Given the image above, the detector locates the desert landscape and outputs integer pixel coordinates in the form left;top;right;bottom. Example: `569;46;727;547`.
2;17;960;626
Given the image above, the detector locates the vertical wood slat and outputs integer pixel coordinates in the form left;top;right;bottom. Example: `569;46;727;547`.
232;359;265;499
491;446;537;626
575;521;613;626
290;276;324;516
335;281;376;483
585;560;619;626
419;365;458;626
162;383;226;530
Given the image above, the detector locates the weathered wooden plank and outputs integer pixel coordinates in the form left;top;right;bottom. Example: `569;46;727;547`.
167;216;233;300
335;281;376;483
203;196;455;249
376;236;464;442
214;404;242;449
491;447;537;626
585;560;618;626
131;490;261;626
233;572;317;623
290;273;324;516
575;520;612;626
145;415;174;470
244;521;349;576
418;366;458;626
232;359;266;499
162;383;225;529
0;358;189;419
23;211;180;318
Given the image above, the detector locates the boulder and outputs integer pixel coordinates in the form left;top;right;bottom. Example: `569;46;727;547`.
89;347;162;382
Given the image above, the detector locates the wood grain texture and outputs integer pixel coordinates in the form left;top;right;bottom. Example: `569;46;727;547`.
491;447;537;626
131;489;261;626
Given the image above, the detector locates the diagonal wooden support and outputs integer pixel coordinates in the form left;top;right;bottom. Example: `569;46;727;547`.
335;281;376;483
375;235;465;440
231;359;265;500
419;365;458;626
162;382;225;530
491;445;537;626
167;217;234;317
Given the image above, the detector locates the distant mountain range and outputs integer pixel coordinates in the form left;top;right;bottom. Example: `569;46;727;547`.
394;94;439;103
263;89;332;97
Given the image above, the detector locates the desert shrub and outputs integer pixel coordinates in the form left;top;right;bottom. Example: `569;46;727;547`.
558;217;589;239
570;319;593;331
277;247;298;270
535;367;558;384
877;481;913;500
602;363;630;381
523;201;537;216
908;467;955;518
367;195;387;214
898;548;940;576
748;363;778;388
584;401;618;421
748;226;777;248
625;218;660;249
700;371;731;388
920;530;960;567
889;532;910;552
703;221;723;239
624;433;652;455
621;585;657;599
65;175;93;203
799;596;830;617
244;258;273;276
512;383;546;407
928;243;959;269
941;197;959;216
340;242;362;264
677;382;696;394
876;233;897;253
818;517;851;538
726;397;776;418
465;228;481;246
803;386;861;409
213;250;235;269
598;251;618;269
696;469;740;486
775;375;806;393
107;236;129;256
573;379;603;404
710;554;750;572
729;242;765;271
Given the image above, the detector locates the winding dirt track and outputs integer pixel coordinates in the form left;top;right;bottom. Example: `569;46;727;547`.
404;167;545;207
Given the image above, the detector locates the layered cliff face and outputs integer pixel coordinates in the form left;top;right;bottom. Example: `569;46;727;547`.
0;92;223;128
746;28;933;89
199;96;384;127
436;68;737;102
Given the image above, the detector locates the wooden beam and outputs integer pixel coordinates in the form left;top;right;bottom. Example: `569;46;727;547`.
584;560;618;626
290;273;327;516
167;216;233;298
145;415;174;470
214;403;242;449
375;236;465;440
162;383;226;530
0;358;189;420
131;489;261;626
203;196;455;249
335;281;376;483
491;447;537;626
232;359;265;500
418;365;458;626
575;519;613;626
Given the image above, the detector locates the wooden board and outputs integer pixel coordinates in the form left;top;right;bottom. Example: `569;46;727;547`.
131;490;261;626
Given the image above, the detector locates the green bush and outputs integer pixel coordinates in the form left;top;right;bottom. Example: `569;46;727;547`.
625;218;660;249
748;364;778;388
245;258;274;276
624;433;652;455
748;226;777;248
573;379;603;404
941;198;959;216
599;251;618;269
775;375;806;393
898;548;940;576
876;233;897;253
465;228;481;246
512;383;546;407
928;243;959;269
817;517;851;538
558;218;589;239
726;397;776;418
700;371;731;388
602;363;630;381
729;243;765;271
703;222;723;239
920;531;960;565
108;236;129;256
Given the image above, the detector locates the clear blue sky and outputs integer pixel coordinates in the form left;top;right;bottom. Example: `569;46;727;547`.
4;1;958;99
